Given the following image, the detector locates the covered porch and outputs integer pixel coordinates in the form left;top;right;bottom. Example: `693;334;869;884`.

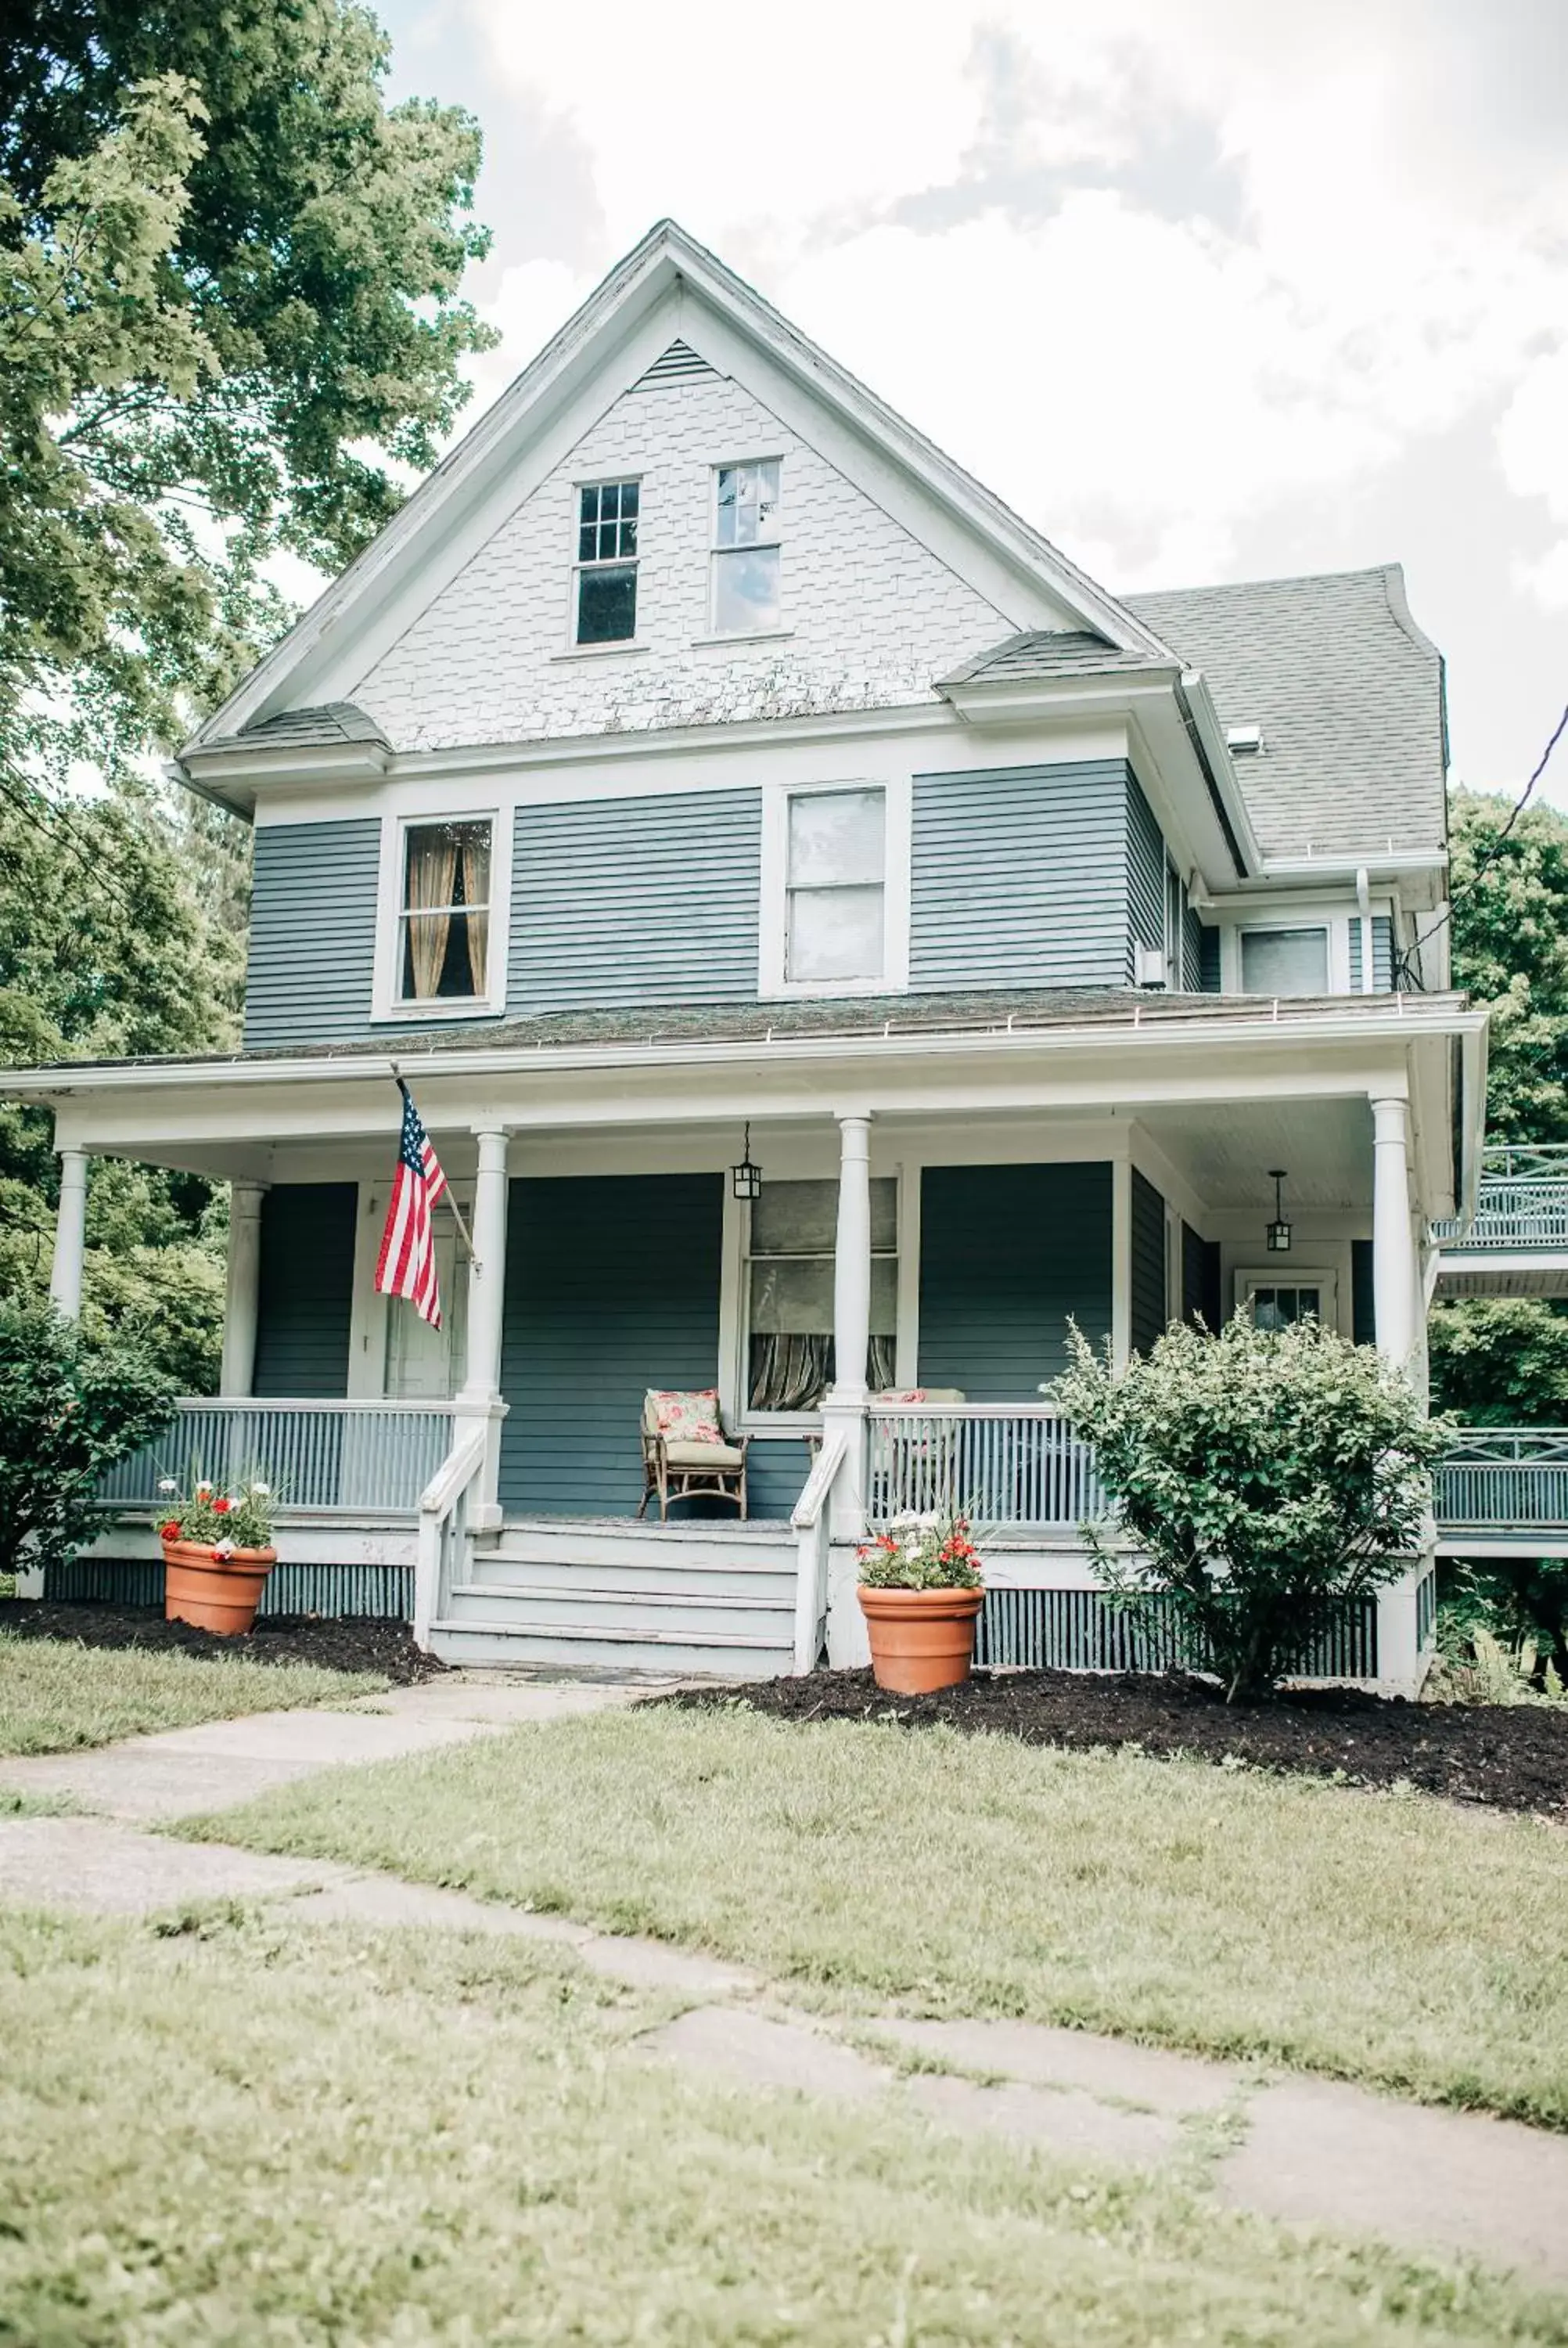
29;992;1473;1686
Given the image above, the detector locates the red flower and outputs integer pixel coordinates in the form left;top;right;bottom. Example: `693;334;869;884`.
158;1521;180;1542
212;1496;232;1514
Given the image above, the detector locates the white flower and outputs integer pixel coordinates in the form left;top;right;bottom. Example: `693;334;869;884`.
249;1482;271;1497
195;1481;213;1496
212;1539;235;1559
157;1478;177;1493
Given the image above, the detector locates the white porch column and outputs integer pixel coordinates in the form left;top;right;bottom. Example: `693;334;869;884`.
1371;1095;1416;1371
220;1182;266;1397
822;1111;872;1542
48;1148;89;1319
457;1129;510;1528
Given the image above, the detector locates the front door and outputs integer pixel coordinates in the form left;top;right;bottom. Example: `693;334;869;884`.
384;1215;469;1397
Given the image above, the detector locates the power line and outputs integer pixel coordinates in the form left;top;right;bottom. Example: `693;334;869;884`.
1395;698;1568;991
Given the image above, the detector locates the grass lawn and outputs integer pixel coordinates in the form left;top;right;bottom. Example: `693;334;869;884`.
0;1630;385;1756
2;1906;1563;2344
186;1704;1568;2130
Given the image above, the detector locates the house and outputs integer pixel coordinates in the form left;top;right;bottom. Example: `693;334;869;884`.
12;221;1495;1687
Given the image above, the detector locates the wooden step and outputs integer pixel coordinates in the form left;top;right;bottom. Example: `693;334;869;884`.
445;1581;794;1638
428;1616;793;1677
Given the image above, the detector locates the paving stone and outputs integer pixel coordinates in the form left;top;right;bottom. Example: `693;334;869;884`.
872;2017;1243;2113
0;1816;353;1916
348;1676;672;1724
575;1932;761;1997
906;2073;1178;2166
1220;2078;1568;2287
642;2004;886;2101
279;1873;592;1946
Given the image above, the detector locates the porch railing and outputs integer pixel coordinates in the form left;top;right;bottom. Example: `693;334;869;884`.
866;1404;1103;1528
1431;1141;1568;1251
1433;1428;1568;1534
95;1399;455;1518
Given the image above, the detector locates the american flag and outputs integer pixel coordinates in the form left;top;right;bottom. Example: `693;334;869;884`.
375;1081;449;1327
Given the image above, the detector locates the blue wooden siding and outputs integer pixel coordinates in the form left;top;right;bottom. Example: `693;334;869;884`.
1181;1221;1222;1329
916;1163;1112;1394
1129;1171;1167;1355
1198;924;1221;992
1184;907;1207;992
499;1172;725;1515
1347;916;1395;992
1126;778;1166;985
254;1183;357;1397
244;820;381;1048
509;790;761;1014
909;760;1154;992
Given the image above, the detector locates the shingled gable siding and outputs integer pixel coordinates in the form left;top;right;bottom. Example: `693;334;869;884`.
507;788;761;1014
1348;915;1395;992
909;760;1170;993
916;1164;1112;1394
243;820;381;1048
1129;1170;1167;1356
253;1184;357;1396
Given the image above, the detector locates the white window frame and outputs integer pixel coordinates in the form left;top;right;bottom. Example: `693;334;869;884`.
708;455;784;640
1234;1267;1342;1336
758;775;911;999
725;1170;902;1435
566;474;642;652
370;806;512;1024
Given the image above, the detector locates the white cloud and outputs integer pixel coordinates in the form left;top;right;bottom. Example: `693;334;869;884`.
1498;345;1568;610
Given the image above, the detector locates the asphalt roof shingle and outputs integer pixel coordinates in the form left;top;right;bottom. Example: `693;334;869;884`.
237;703;390;750
1124;565;1447;862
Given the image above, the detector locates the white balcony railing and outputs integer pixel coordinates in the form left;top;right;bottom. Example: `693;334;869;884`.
866;1404;1103;1527
1431;1142;1568;1251
1433;1428;1568;1533
95;1399;455;1518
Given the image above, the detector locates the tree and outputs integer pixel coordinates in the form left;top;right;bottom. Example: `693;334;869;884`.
1051;1316;1451;1701
1427;1296;1568;1426
1448;787;1568;1143
0;1295;176;1583
0;4;493;786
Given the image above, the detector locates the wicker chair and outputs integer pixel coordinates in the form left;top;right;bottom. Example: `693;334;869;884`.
638;1390;750;1522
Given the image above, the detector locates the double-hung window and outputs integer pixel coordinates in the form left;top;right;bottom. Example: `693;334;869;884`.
713;459;781;634
744;1177;897;1413
1238;926;1329;996
574;479;638;644
399;819;492;1003
785;786;886;985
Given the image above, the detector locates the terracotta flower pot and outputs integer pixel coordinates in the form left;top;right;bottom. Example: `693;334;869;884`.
858;1584;984;1694
162;1539;276;1637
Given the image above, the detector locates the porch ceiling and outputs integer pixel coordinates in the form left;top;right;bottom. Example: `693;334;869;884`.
1138;1095;1374;1212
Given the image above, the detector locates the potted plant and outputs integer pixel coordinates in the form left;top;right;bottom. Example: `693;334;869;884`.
857;1510;984;1694
155;1473;278;1635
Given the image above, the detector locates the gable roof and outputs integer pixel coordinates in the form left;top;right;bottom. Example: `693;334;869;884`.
237;702;390;750
183;220;1172;751
941;630;1172;684
1124;566;1447;862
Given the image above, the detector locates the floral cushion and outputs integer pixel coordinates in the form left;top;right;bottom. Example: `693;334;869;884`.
646;1388;725;1445
876;1388;930;1404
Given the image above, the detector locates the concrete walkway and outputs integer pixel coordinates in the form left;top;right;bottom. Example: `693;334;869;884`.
2;1673;1566;2297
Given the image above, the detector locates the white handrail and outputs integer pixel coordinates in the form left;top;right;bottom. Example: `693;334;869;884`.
790;1426;847;1672
414;1424;487;1648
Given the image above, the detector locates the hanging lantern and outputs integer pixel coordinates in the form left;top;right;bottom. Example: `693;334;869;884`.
1266;1168;1293;1254
731;1122;762;1201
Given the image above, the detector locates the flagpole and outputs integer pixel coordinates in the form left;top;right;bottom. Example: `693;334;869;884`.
390;1064;480;1267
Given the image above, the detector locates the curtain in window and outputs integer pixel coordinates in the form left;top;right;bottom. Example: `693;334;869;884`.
405;830;458;999
747;1332;897;1410
460;828;491;996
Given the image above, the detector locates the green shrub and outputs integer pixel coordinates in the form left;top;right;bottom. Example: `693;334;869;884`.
0;1298;176;1582
1427;1295;1568;1425
1050;1316;1451;1701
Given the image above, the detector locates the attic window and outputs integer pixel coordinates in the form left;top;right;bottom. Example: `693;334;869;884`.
574;480;638;644
713;459;782;633
1226;722;1264;754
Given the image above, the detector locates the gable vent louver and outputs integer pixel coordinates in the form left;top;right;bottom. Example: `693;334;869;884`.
635;339;717;387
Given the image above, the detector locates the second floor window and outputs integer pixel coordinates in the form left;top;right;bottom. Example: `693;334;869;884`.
575;480;638;644
1239;925;1329;996
785;786;886;984
401;819;491;1003
713;459;781;633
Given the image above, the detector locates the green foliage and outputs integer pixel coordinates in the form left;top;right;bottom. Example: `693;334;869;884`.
1049;1316;1451;1701
856;1510;984;1590
1448;787;1568;1143
1437;1554;1568;1687
156;1466;276;1553
0;1295;175;1580
1427;1296;1568;1425
0;4;493;784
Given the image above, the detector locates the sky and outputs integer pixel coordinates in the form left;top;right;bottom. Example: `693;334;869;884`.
373;0;1568;803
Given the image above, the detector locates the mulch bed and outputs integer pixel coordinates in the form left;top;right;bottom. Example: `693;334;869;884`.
0;1601;444;1684
674;1667;1568;1818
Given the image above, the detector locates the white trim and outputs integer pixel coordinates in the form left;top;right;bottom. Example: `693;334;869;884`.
1216;893;1395;997
370;805;513;1026
757;773;912;999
